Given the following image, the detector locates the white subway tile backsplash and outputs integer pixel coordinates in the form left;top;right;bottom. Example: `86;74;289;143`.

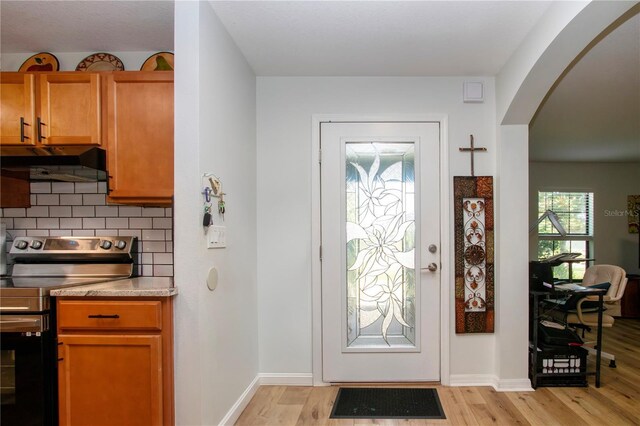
51;182;75;193
74;183;98;193
142;230;165;241
15;218;37;229
26;206;49;217
119;206;142;217
152;218;172;229
60;194;83;205
30;182;51;193
153;253;173;265
72;206;95;217
96;206;119;217
60;218;83;229
129;218;152;229
49;206;72;218
3;208;26;218
83;194;106;205
83;218;105;229
118;229;141;238
142;208;165;217
106;218;128;229
142;241;165;252
153;265;173;277
37;218;59;229
36;194;60;205
2;182;173;277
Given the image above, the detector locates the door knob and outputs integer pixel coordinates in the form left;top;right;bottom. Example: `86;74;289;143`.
421;262;438;272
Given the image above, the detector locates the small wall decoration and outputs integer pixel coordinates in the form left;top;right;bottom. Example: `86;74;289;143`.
141;52;174;71
76;53;124;71
454;135;494;333
629;195;640;234
19;52;59;72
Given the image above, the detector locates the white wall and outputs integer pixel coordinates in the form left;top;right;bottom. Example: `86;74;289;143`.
174;2;258;424
1;51;159;72
529;162;640;275
256;77;497;379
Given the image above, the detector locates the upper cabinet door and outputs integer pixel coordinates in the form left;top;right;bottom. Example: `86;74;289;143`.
0;73;36;146
38;73;101;145
105;72;174;204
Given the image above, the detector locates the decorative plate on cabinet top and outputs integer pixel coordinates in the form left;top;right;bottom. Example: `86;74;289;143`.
76;53;125;71
19;52;60;72
140;52;174;71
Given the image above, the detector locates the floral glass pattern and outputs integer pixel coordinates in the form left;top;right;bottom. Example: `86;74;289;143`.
463;198;486;312
345;142;416;348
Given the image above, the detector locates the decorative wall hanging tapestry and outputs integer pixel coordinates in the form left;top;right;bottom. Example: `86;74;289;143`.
454;136;494;333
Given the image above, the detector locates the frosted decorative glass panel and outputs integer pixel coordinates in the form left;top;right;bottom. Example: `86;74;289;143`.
345;142;416;349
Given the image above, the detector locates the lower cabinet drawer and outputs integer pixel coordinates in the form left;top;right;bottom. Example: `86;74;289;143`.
58;300;162;331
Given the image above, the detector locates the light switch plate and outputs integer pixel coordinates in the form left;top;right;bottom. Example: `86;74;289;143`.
207;225;226;249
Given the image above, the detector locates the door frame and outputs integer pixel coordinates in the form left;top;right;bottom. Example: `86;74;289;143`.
311;114;451;385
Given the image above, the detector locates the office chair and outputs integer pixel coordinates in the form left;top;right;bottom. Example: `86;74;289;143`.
565;264;628;367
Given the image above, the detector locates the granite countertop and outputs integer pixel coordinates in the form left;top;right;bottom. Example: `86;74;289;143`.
51;277;177;297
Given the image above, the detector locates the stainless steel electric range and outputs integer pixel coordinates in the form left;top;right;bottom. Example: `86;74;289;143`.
0;236;137;426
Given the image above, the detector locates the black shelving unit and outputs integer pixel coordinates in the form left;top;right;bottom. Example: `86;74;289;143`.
529;289;606;388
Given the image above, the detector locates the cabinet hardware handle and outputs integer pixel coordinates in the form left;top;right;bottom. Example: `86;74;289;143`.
88;314;120;319
20;117;30;142
58;358;64;362
36;118;46;142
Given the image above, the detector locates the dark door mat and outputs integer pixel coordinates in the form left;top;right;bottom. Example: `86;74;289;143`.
330;387;446;419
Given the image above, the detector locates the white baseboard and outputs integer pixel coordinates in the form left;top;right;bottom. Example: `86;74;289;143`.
218;375;261;426
494;378;533;392
449;374;533;392
259;373;314;386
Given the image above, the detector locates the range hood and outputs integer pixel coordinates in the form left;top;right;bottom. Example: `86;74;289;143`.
0;146;107;182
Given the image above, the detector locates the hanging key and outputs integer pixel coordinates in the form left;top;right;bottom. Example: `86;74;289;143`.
203;206;212;227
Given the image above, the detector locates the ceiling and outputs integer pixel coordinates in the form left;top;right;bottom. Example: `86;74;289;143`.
210;1;552;76
1;1;637;162
0;1;174;53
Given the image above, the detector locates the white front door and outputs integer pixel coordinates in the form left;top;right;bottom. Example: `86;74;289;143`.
321;122;441;382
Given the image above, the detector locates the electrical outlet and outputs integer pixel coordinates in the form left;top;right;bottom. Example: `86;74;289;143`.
207;225;226;249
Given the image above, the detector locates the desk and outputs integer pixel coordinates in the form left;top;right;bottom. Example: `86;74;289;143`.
529;287;606;388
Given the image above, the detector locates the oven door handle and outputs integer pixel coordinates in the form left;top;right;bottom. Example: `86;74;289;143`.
0;315;47;333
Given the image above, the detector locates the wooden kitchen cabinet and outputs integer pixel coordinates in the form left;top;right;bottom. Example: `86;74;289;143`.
57;298;174;426
104;72;174;205
0;73;35;145
0;72;101;147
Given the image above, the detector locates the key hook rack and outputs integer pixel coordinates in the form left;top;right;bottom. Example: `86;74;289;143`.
202;173;227;227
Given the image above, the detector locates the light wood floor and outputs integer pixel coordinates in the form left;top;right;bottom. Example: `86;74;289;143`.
236;319;640;425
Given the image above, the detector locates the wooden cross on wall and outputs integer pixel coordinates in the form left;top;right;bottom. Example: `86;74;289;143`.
459;135;487;176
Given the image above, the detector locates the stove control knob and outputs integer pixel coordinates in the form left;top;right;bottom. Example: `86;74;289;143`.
115;240;127;250
99;240;113;250
15;240;29;250
30;240;43;250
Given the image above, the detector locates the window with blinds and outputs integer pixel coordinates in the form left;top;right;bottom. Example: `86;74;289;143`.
537;191;594;280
